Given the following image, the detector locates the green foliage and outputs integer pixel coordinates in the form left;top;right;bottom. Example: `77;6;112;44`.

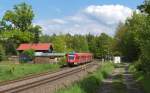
3;2;34;31
40;34;90;53
40;35;53;43
22;49;35;59
0;2;42;55
29;25;42;43
114;1;150;73
0;44;5;61
0;29;34;43
138;0;150;15
95;33;113;58
129;64;150;93
114;13;144;61
71;35;89;52
52;35;67;52
39;33;113;59
58;57;67;66
139;74;150;93
56;63;114;93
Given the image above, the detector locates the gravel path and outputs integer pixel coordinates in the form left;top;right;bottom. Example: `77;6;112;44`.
97;63;144;93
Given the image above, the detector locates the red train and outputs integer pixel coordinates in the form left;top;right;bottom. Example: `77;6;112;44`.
66;53;93;65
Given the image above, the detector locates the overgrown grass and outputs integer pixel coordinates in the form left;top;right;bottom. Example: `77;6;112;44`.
129;64;150;93
0;63;60;82
56;62;114;93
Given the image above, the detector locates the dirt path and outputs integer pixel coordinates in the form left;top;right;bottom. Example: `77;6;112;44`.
123;64;144;93
97;63;144;93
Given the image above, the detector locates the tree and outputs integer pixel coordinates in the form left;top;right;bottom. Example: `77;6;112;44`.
29;25;42;43
114;13;145;62
95;33;113;59
71;35;89;52
86;33;97;56
138;0;150;15
0;2;41;55
40;35;52;43
52;35;67;52
3;2;34;32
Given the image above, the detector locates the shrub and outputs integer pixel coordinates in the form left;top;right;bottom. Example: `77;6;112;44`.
20;49;35;63
58;57;67;66
0;44;5;61
135;55;150;74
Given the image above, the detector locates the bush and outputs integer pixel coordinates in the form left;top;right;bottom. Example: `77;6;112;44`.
135;55;150;74
58;57;66;66
0;44;5;61
20;49;35;63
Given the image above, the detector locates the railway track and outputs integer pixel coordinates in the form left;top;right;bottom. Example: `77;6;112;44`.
0;62;99;93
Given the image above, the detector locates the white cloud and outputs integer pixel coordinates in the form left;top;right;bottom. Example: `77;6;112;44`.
84;5;132;25
36;4;133;36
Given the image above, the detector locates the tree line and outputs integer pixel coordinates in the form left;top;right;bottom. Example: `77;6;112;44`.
40;33;113;58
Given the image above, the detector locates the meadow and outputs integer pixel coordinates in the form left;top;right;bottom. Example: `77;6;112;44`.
0;61;60;82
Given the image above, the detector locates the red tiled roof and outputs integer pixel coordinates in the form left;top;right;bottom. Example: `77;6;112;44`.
17;43;53;51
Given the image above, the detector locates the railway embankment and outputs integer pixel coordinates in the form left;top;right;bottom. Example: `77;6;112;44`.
56;62;114;93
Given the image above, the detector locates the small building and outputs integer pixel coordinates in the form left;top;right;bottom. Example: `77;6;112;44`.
16;43;65;64
17;43;53;53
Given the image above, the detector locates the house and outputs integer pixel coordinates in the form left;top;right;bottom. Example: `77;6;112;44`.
17;43;53;53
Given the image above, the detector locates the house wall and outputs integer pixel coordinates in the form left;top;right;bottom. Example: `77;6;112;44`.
33;56;61;64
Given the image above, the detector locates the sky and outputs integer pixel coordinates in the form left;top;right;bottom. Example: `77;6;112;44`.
0;0;144;36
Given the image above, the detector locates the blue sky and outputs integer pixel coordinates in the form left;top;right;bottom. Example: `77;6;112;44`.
0;0;144;35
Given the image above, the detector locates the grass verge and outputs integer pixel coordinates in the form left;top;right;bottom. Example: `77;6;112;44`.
0;63;59;82
135;73;150;93
56;62;114;93
129;64;150;93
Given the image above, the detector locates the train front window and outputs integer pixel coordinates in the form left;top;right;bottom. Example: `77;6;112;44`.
69;55;74;60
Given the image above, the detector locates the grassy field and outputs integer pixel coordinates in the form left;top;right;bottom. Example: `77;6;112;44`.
56;62;115;93
0;62;60;82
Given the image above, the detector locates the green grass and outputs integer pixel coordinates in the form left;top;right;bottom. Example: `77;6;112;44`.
129;64;150;93
0;63;60;82
56;62;115;93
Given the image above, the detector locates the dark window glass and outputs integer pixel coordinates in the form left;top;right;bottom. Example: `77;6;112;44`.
69;55;74;60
